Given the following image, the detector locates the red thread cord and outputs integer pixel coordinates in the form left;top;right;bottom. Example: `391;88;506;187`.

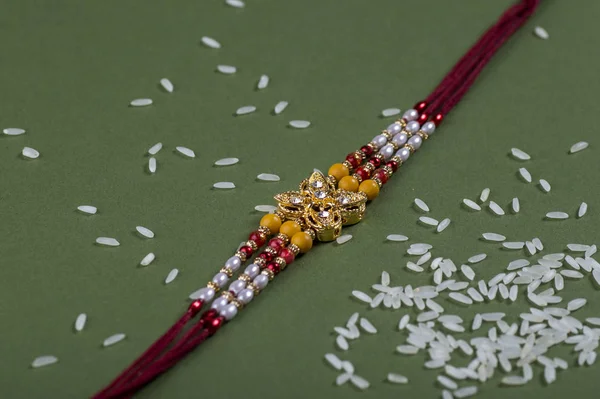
424;0;540;118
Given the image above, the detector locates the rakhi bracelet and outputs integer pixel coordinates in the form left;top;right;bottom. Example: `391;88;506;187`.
93;1;540;397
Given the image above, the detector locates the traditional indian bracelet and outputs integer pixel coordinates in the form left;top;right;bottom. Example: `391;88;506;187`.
93;1;541;397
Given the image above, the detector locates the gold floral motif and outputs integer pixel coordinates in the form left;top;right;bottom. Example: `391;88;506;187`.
274;171;367;242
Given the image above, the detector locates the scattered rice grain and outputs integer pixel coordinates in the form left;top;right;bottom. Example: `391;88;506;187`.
336;234;352;245
570;141;589;154
159;78;173;93
201;36;221;49
103;333;126;347
289;120;311;129
165;268;179;284
130;98;152;107
213;182;236;189
511;148;531;160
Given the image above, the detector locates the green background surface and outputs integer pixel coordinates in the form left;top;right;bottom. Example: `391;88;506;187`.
1;0;599;398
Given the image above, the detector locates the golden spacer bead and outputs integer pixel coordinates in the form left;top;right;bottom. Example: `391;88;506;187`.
363;162;375;172
381;130;393;141
254;257;266;267
237;274;252;283
288;244;301;256
276;232;290;244
391;155;403;166
220;267;234;278
352;173;364;183
402;128;413;138
261;269;275;281
372;177;383;188
306;229;316;241
274;257;287;270
207;281;220;291
246;240;258;251
220;291;235;302
247;282;260;295
381;165;393;177
258;226;271;237
396;118;407;128
417;130;429;140
235;250;248;262
355;150;365;161
405;144;416;153
342;160;353;171
264;246;278;256
326;175;338;187
231;298;244;309
389;141;399;151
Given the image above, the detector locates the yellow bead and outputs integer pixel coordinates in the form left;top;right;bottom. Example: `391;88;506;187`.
280;221;301;237
359;179;380;201
328;163;349;182
260;214;282;234
291;231;313;253
338;176;359;192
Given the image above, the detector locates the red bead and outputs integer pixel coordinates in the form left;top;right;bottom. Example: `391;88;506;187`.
248;231;266;247
433;113;444;126
414;101;427;112
355;167;370;182
268;238;284;252
417;113;428;125
279;248;295;265
266;262;281;275
360;145;374;157
200;309;218;323
188;300;204;316
239;245;253;258
208;316;225;334
345;153;360;168
259;251;274;262
374;169;388;184
368;157;381;169
386;160;399;172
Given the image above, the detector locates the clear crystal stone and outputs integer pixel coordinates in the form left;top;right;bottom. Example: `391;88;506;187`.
338;196;350;205
311;180;323;188
314;191;327;199
318;210;330;218
291;196;302;204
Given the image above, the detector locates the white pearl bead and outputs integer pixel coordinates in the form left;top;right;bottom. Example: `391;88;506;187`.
211;296;229;312
212;272;229;288
238;288;254;304
387;122;402;135
225;256;242;271
379;144;395;161
244;264;260;278
229;279;246;294
372;134;388;148
408;135;422;150
254;274;269;290
396;147;411;162
406;121;420;133
391;133;408;147
197;287;215;301
421;121;436;135
220;303;238;320
402;109;418;121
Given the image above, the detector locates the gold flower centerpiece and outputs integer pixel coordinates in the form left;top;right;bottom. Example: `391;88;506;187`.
274;171;368;242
